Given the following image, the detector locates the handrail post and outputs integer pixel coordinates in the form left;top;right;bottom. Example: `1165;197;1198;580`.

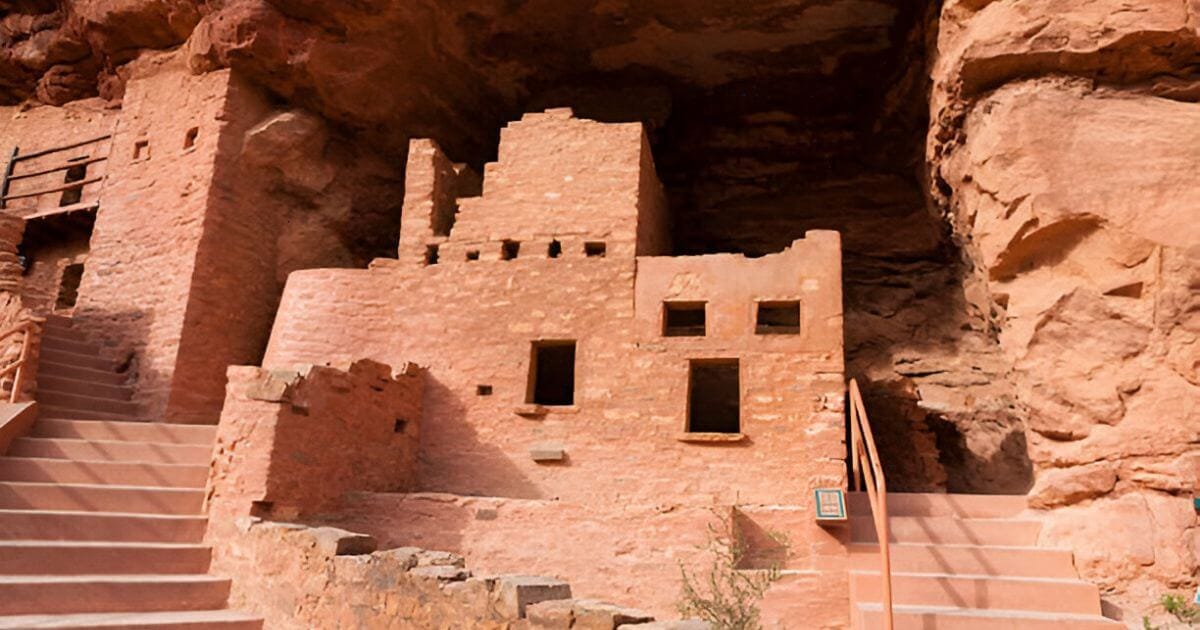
9;321;32;403
848;378;892;630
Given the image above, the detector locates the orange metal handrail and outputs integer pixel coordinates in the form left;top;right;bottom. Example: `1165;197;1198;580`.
848;378;893;630
0;318;43;403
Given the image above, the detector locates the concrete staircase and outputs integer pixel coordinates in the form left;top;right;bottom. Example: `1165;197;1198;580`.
0;316;261;628
849;492;1121;629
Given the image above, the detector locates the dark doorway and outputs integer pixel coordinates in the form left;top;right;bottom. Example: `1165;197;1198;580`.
528;341;576;405
688;360;740;433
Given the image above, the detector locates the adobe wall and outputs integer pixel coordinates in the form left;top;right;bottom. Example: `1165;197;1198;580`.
206;360;422;531
212;519;702;630
262;112;848;626
165;69;280;423
70;54;232;419
0;99;118;218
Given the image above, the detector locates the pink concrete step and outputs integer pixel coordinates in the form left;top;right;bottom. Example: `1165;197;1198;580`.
41;336;103;356
0;509;206;542
36;391;139;416
847;492;1028;519
32;419;216;446
0;458;208;488
0;482;204;515
39;407;141;422
37;362;128;386
39;376;133;401
39;349;117;372
856;604;1122;629
0;575;231;615
0;609;262;629
8;438;210;465
849;543;1078;578
851;571;1103;615
850;516;1042;546
0;541;211;575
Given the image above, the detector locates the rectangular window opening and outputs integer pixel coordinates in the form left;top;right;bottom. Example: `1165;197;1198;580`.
688;360;740;434
133;140;150;160
584;242;606;257
424;244;439;266
528;341;576;406
756;301;800;335
55;262;85;310
476;384;493;396
184;127;199;149
663;301;707;337
58;164;87;207
548;240;562;258
501;240;520;260
465;249;480;261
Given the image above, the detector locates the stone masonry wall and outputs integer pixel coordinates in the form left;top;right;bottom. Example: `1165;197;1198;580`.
212;518;705;630
262;112;848;626
206;359;422;530
165;69;280;423
71;53;233;420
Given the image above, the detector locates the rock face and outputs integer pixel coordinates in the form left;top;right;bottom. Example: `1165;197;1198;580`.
931;0;1200;618
2;0;1197;622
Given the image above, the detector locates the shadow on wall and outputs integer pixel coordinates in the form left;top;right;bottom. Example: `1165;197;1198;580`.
857;378;1034;495
67;307;156;414
418;376;544;501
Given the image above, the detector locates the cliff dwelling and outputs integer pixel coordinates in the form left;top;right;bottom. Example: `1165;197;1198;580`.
0;1;1195;629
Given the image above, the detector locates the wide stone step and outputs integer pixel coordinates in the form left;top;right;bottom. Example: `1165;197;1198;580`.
850;516;1042;546
0;575;231;616
0;482;204;515
0;609;262;629
41;336;103;357
0;541;211;575
851;572;1103;615
856;604;1122;629
0;458;208;488
0;510;206;543
39;406;140;422
36;391;139;417
40;349;117;372
849;543;1078;578
38;376;133;402
847;492;1029;519
32;419;215;446
7;438;210;465
37;362;128;386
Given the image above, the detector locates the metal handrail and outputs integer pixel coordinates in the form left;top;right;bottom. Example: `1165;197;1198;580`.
848;378;893;630
0;318;43;403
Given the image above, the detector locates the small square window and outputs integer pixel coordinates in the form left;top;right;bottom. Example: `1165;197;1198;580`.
584;242;606;257
548;240;562;258
466;249;480;261
424;244;439;265
501;240;520;260
663;302;706;337
133;140;150;160
476;384;493;396
756;301;800;335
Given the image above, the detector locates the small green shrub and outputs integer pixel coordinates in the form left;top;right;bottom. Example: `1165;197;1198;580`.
677;507;788;630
